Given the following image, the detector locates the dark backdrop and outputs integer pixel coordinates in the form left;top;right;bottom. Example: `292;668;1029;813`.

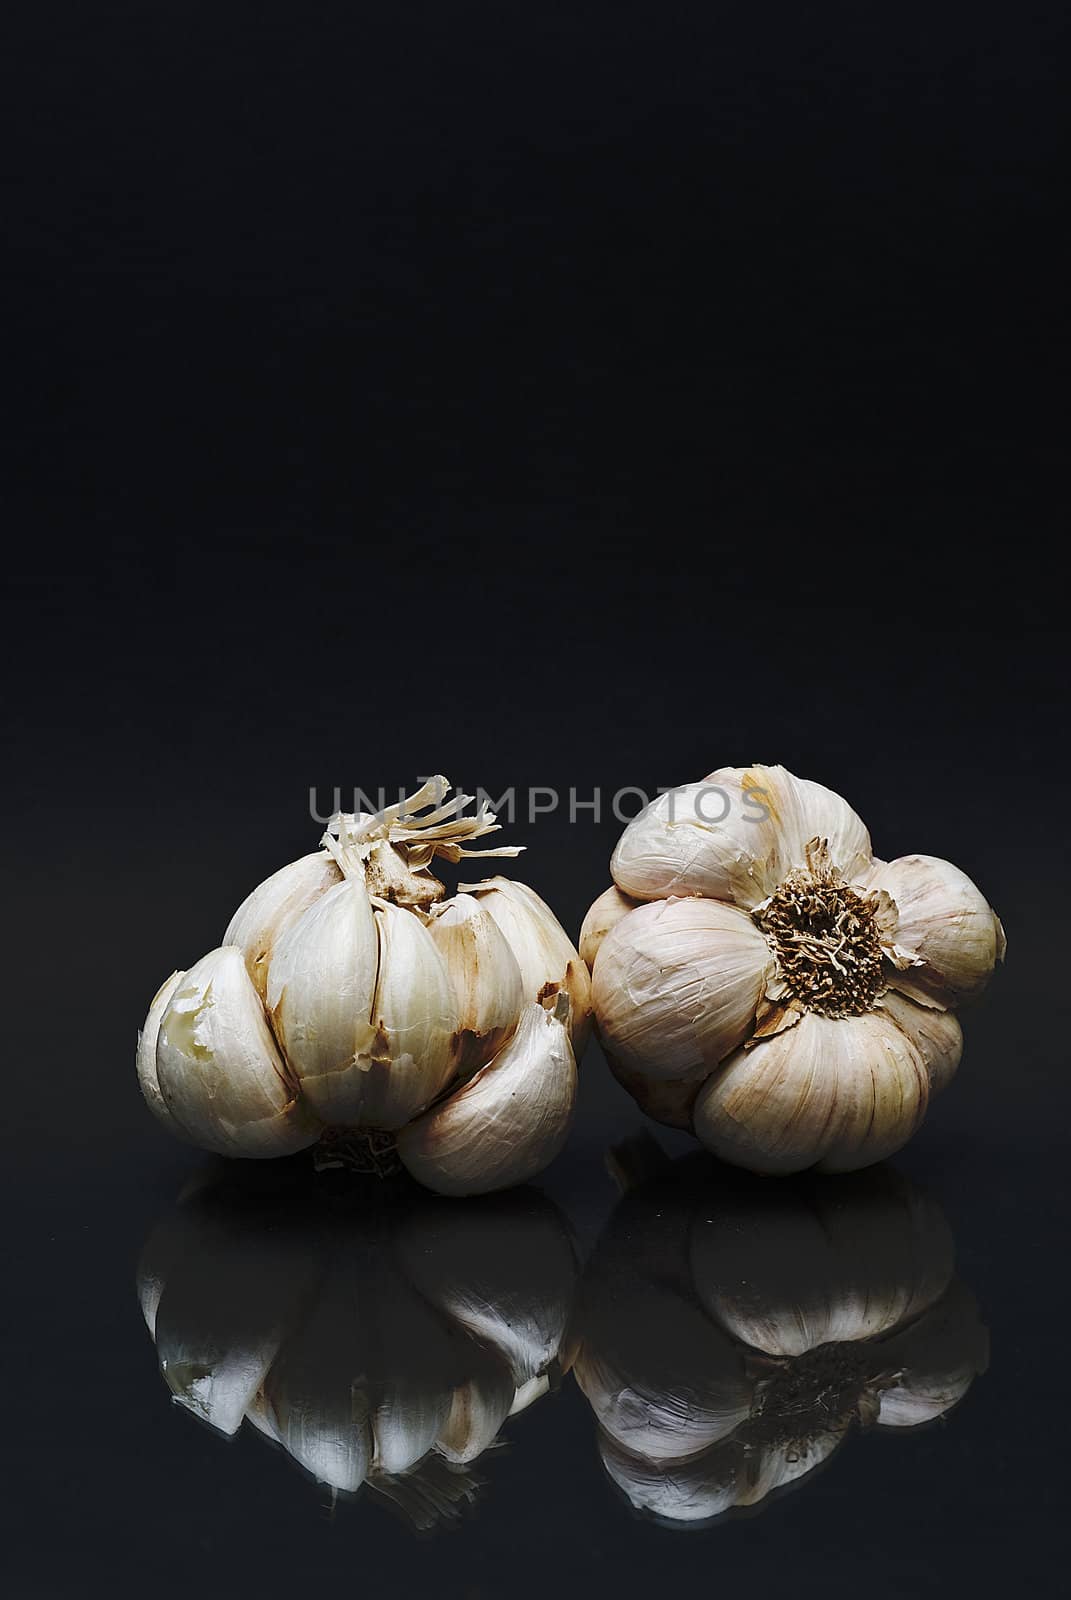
3;5;1067;1597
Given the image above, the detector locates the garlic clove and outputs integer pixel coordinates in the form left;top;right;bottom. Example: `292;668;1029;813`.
395;1190;577;1387
244;1390;283;1444
598;1426;843;1525
772;770;873;883
263;1262;375;1493
396;1001;577;1196
610;765;872;910
351;901;460;1131
458;877;592;1056
509;1374;551;1415
150;1206;324;1438
427;893;525;1071
364;1266;458;1476
579;885;641;970
864;854;1005;1006
591;897;774;1081
136;969;188;1139
610;774;783;908
435;1341;516;1464
155;947;320;1158
603;1050;703;1132
689;1168;955;1356
693;1010;930;1176
373;1384;453;1478
266;877;379;1124
574;1279;752;1463
875;1280;989;1428
224;851;341;999
596;1431;739;1524
876;988;963;1095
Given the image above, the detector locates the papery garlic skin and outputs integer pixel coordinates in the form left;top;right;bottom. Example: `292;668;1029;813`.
592;898;773;1080
395;1191;577;1387
460;877;592;1055
693;1009;932;1175
353;901;460;1130
397;1001;577;1196
436;1344;517;1465
136;969;187;1137
863;854;1007;1006
224;852;341;998
427;894;524;1070
266;877;380;1123
156;947;320;1158
586;763;1003;1175
578;885;640;969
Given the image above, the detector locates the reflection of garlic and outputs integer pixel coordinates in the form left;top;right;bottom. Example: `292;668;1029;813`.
575;1146;988;1527
587;765;1004;1173
138;1170;578;1521
138;779;590;1192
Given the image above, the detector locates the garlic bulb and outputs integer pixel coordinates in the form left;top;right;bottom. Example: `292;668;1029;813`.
138;779;590;1192
138;1169;578;1520
574;1146;988;1527
587;764;1004;1173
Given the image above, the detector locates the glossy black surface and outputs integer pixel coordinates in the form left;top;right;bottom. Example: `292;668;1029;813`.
5;4;1066;1595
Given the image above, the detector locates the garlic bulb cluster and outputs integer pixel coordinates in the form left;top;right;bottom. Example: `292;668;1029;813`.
138;779;590;1194
138;1170;578;1521
582;765;1004;1173
574;1146;988;1526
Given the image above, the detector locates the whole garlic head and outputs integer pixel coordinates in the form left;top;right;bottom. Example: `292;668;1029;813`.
584;765;1004;1174
138;778;590;1193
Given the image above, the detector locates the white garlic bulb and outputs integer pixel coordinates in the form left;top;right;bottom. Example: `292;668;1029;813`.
586;764;1004;1174
138;779;590;1192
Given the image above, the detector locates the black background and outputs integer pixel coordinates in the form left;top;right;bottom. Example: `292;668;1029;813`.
3;4;1067;1596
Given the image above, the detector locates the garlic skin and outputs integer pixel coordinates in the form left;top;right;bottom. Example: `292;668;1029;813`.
592;898;773;1081
863;854;1007;1006
136;969;186;1137
395;1189;578;1388
460;876;593;1055
427;893;524;1070
693;1008;933;1176
610;766;872;911
266;877;380;1124
224;851;341;998
139;780;586;1193
586;764;1003;1174
575;1151;988;1527
579;885;640;969
155;948;320;1158
354;900;459;1130
396;1001;577;1196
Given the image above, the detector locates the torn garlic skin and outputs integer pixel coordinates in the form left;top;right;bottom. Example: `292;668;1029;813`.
584;764;1005;1174
138;779;589;1194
